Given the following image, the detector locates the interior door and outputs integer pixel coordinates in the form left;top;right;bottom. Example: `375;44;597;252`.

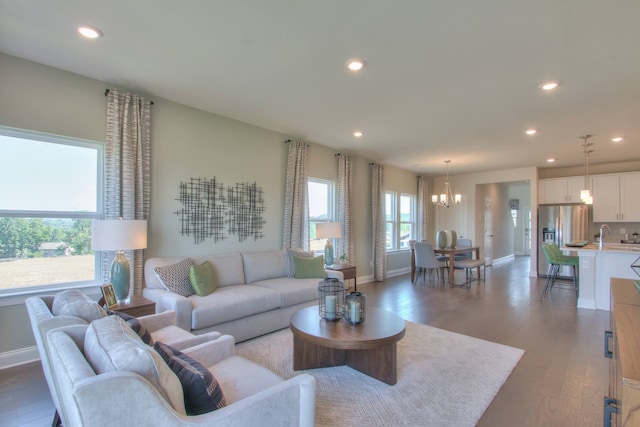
484;197;493;265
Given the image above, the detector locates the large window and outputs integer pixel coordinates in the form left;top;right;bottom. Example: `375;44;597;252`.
385;191;415;251
308;178;335;252
0;126;103;293
399;194;415;249
385;192;396;251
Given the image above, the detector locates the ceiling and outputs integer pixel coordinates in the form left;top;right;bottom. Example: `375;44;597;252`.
1;0;639;175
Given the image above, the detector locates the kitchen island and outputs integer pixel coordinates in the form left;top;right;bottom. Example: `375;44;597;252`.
571;243;640;311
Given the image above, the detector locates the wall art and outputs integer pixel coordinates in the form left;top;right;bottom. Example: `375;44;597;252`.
175;177;266;244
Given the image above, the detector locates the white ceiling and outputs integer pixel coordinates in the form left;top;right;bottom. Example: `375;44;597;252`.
1;0;639;175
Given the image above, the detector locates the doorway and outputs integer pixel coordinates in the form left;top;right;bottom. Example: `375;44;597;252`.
484;197;493;266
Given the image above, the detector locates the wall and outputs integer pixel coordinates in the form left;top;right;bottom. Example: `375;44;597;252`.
475;183;514;261
0;53;417;359
432;167;538;274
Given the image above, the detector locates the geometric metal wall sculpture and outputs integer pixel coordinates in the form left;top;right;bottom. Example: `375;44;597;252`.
175;177;266;244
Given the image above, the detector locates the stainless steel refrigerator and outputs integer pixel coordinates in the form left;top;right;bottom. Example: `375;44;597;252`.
538;204;591;278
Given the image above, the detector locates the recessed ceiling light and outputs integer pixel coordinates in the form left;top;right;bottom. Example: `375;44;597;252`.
353;131;363;138
612;137;624;142
540;81;559;91
78;25;103;39
547;158;556;163
525;129;538;135
346;59;366;72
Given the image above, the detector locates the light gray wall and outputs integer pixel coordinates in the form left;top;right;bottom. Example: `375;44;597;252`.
0;53;416;356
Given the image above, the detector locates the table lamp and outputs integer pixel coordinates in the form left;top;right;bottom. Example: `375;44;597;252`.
92;218;147;302
316;222;342;266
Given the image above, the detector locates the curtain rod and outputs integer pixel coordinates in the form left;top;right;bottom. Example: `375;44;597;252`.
105;89;154;105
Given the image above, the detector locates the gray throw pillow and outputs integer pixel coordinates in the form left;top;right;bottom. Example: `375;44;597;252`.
154;258;195;297
52;289;107;322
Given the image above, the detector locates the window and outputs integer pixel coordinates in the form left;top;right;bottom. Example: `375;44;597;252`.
385;191;415;251
399;194;415;249
308;178;335;252
385;192;396;250
0;126;103;293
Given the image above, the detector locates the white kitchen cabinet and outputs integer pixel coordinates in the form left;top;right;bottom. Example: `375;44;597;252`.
538;176;586;204
592;173;640;222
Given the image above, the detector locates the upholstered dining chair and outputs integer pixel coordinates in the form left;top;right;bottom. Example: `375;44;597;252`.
413;242;448;283
454;238;473;261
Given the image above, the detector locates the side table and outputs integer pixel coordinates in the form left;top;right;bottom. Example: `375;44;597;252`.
100;295;156;317
326;265;357;291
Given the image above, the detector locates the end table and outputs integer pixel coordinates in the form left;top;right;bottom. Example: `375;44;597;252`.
326;265;357;291
100;295;156;317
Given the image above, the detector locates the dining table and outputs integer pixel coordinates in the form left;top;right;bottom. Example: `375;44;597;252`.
410;245;481;288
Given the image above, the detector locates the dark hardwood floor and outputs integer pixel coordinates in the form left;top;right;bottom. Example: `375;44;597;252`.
0;256;609;426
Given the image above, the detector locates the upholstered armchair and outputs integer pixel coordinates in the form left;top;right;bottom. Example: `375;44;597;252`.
26;292;222;426
45;319;316;427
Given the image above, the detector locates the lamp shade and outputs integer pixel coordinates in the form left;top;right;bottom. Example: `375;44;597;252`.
316;222;342;239
91;219;147;251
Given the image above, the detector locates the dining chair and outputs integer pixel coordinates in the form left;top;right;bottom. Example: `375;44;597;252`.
454;238;473;261
413;242;448;283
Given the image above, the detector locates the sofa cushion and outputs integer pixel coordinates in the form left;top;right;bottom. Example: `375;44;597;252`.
190;285;281;330
52;289;107;322
241;250;288;283
189;261;218;296
108;310;152;345
286;249;314;277
84;316;186;414
154;341;227;415
209;355;284;403
251;277;321;308
190;253;245;287
294;255;327;279
154;258;195;297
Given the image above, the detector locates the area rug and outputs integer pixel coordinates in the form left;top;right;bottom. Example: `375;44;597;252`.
236;321;525;427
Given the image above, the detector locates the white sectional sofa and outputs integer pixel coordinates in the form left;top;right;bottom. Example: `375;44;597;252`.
144;249;343;342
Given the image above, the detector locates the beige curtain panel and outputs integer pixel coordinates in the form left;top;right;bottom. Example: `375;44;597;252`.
104;89;152;297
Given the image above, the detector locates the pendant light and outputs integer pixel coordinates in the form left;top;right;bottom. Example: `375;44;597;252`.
579;135;594;205
431;160;461;208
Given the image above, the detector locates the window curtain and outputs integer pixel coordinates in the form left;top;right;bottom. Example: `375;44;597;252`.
336;154;354;264
104;89;152;297
370;163;386;281
417;175;429;241
282;140;309;250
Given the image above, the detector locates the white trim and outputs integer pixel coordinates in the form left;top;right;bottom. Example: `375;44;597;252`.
0;346;39;370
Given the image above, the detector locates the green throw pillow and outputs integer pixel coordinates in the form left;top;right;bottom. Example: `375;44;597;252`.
189;261;218;296
293;255;327;279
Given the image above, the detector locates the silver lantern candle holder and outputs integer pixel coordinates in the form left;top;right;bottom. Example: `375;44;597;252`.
318;278;345;321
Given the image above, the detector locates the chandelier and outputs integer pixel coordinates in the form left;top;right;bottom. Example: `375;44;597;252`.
432;160;461;208
579;134;594;205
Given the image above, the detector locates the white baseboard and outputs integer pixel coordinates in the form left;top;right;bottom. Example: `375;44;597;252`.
0;346;39;370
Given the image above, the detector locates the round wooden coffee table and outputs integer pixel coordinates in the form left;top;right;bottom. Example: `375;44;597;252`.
290;305;406;385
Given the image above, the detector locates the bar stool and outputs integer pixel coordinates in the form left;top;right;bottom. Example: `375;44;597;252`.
539;243;579;301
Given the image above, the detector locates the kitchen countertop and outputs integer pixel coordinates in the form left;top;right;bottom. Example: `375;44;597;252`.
565;243;640;253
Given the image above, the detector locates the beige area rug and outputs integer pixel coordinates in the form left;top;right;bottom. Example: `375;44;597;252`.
236;320;525;427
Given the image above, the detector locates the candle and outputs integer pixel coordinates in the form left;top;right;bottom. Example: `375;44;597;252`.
325;295;337;320
349;300;360;323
